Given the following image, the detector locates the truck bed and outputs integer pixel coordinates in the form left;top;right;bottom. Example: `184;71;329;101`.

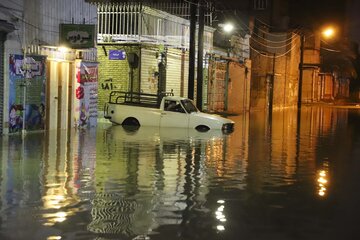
108;91;173;108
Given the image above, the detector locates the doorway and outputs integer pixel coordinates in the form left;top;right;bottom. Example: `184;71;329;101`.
46;61;73;130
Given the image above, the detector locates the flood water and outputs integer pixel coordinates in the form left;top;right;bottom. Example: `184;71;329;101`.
1;106;360;240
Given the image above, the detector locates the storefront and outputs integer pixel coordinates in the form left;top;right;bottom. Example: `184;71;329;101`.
0;20;15;135
2;23;98;135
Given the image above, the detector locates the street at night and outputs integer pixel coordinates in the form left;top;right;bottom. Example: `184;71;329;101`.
1;0;360;239
1;106;360;239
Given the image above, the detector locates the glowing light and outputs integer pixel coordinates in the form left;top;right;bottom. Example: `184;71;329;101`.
318;177;327;184
217;200;225;204
215;203;227;223
47;236;62;240
317;167;329;197
322;27;335;39
58;46;69;53
216;212;226;220
223;23;234;33
217;225;225;231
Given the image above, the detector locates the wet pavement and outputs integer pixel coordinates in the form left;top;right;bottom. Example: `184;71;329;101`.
1;106;360;240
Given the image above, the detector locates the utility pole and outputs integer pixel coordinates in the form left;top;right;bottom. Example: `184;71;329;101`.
297;34;305;109
297;34;305;146
196;0;204;110
188;0;197;100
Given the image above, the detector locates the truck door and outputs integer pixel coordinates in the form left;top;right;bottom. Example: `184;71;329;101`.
160;100;189;128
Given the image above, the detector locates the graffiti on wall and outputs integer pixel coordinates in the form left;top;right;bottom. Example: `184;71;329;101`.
101;78;114;90
8;54;46;133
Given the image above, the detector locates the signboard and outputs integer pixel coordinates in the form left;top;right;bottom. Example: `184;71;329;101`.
73;61;98;128
109;50;126;60
8;54;47;133
59;24;95;49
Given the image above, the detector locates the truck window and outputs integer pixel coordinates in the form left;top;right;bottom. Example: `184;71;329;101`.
165;100;185;113
181;99;198;113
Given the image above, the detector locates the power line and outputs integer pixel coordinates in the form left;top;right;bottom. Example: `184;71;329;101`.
249;40;299;58
250;35;296;49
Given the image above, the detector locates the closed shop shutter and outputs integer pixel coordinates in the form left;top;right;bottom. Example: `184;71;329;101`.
166;49;182;96
207;59;226;112
140;47;158;94
0;34;4;134
183;51;189;98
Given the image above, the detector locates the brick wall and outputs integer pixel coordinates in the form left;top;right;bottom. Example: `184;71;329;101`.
97;44;140;115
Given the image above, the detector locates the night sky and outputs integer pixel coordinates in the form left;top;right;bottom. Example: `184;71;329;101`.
213;0;359;46
99;0;359;46
288;0;346;28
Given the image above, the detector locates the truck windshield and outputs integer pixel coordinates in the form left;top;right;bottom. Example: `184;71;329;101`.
181;99;198;113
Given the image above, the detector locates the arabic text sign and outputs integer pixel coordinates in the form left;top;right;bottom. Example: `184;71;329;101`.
109;50;126;60
60;24;95;49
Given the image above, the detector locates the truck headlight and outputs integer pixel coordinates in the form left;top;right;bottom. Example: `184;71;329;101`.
222;123;234;133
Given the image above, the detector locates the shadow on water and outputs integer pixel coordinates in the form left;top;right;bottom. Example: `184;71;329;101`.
1;107;360;239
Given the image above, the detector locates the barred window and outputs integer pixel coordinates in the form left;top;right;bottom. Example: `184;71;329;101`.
254;0;267;10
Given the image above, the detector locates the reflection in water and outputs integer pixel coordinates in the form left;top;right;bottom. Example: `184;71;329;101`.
215;199;226;232
1;107;360;239
317;161;329;197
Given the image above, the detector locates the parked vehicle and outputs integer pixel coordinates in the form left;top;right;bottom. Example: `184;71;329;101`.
104;91;234;132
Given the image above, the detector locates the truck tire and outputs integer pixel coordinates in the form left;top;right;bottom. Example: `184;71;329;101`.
122;117;140;126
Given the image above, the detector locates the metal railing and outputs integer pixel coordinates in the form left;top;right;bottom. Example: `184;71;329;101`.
97;2;214;50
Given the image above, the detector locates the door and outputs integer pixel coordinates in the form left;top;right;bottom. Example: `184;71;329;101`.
47;61;59;130
47;60;72;130
59;62;71;130
160;99;189;128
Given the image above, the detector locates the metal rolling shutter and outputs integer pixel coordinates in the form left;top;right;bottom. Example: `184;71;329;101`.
166;49;182;96
207;59;226;112
140;47;158;94
183;51;189;98
0;35;4;134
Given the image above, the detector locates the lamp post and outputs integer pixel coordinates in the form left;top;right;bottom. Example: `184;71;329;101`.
219;22;234;112
297;34;305;109
298;26;335;109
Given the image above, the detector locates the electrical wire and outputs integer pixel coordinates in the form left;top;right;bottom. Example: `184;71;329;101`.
212;0;301;44
250;35;296;48
249;41;299;58
220;15;299;44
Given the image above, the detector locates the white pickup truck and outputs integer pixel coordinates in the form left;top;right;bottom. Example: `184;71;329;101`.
104;91;234;132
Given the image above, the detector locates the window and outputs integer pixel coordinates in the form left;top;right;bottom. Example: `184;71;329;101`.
254;0;267;10
164;100;186;113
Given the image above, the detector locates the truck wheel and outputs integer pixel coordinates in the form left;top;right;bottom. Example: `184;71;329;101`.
122;117;140;126
195;125;210;132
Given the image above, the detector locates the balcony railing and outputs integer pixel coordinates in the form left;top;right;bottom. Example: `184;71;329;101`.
97;2;214;51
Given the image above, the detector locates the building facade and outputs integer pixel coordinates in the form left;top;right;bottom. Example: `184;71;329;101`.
1;0;98;135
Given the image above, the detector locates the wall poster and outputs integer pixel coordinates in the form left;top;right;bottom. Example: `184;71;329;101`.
74;61;98;128
9;54;46;133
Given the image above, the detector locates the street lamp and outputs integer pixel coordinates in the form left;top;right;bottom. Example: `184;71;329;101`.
218;22;234;111
298;26;336;109
321;26;336;39
222;23;234;33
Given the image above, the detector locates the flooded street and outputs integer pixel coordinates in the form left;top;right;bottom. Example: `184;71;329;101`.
1;106;360;240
